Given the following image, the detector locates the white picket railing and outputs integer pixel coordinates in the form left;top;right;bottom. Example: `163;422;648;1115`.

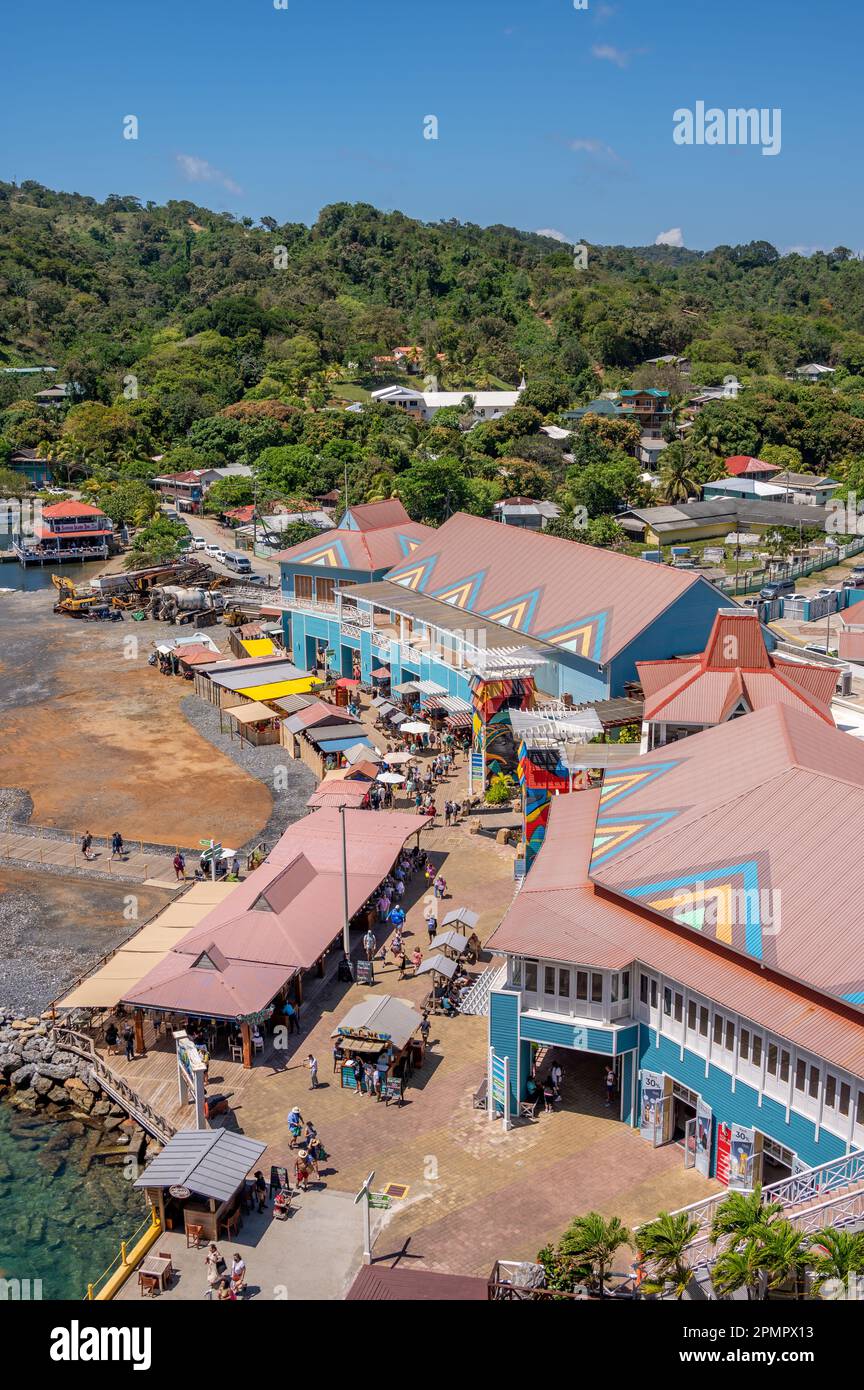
460;964;506;1016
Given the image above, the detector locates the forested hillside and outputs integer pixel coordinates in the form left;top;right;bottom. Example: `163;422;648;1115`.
3;180;864;548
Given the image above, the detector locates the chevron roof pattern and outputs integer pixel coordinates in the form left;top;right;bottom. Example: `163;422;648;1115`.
274;520;435;572
384;512;718;664
590;703;864;1008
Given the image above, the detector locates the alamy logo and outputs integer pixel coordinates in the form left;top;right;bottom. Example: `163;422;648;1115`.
826;492;864;535
0;1277;42;1299
671;883;781;937
0;498;42;538
49;1322;152;1372
673;102;782;157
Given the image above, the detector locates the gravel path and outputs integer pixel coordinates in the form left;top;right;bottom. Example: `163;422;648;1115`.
179;695;316;851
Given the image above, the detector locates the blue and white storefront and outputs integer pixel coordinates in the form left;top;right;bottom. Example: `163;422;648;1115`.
489;956;864;1187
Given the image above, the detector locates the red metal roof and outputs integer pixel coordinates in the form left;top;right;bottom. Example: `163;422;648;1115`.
346;1266;489;1300
488;789;864;1077
41;500;106;518
122;809;428;1018
724;455;781;477
345;499;412;532
306;781;370;809
382;512;716;663
273;520;435;571
637;612;836;725
590;704;864;1010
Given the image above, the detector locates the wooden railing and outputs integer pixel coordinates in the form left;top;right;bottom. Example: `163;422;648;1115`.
52;1026;176;1144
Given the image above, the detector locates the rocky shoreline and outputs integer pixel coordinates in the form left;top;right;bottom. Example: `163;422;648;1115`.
0;1010;153;1168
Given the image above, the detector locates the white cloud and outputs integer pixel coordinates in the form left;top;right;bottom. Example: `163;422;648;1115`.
536;228;571;244
176;153;242;196
592;43;630;68
655;227;684;248
568;137;622;163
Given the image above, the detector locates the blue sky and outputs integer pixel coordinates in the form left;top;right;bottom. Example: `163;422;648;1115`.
1;0;858;252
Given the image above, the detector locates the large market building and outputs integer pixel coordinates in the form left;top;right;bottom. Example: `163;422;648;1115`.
485;702;864;1187
275;510;735;706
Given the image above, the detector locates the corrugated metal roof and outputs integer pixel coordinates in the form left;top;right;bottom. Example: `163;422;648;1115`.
134;1130;267;1202
346;1266;489;1301
380;512;712;663
591;704;864;1010
344;500;412;532
273;519;435;571
488;790;864;1077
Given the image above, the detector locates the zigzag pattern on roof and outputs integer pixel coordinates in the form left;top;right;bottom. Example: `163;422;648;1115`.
625;860;767;960
590;809;680;867
538;611;608;662
598;760;682;809
430;571;486;610
387;553;439;591
297;538;350;568
481;588;544;632
396;533;423;558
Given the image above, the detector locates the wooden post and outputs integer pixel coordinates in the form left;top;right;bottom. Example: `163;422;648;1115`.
294;973;303;1004
240;1021;253;1069
134;1010;145;1057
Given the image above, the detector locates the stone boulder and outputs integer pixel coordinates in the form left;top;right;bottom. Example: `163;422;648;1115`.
33;1075;54;1097
9;1064;35;1089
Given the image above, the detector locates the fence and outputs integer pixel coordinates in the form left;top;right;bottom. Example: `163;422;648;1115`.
85;1208;161;1301
718;534;864;596
52;1025;176;1144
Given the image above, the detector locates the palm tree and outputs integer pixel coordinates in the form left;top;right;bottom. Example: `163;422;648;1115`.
711;1241;765;1301
709;1187;783;1249
808;1228;864;1299
659;441;700;503
758;1219;810;1299
636;1210;699;1298
560;1211;631;1296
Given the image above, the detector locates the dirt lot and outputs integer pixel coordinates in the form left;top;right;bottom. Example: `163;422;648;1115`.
0;590;273;845
0;867;175;1014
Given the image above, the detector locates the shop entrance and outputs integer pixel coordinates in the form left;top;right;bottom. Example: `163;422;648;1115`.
671;1083;699;1146
528;1044;626;1122
760;1136;795;1187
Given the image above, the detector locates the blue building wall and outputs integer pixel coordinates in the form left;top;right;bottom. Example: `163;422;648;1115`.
637;1027;847;1176
488;992;849;1173
608;579;733;694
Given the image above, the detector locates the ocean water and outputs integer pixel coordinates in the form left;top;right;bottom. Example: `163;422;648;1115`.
0;1102;149;1300
0;527;105;593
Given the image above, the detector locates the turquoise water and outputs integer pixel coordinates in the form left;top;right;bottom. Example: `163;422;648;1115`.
0;1102;149;1300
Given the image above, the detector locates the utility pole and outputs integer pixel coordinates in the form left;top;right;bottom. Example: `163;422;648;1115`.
339;804;351;959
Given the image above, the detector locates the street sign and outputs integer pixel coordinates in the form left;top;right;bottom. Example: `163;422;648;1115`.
368;1193;391;1210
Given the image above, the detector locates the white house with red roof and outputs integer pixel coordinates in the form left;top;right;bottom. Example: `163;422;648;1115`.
14;498;117;566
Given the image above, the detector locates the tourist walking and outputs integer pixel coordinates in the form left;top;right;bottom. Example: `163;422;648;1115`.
363;927;377;962
551;1061;563;1100
307;1053;319;1089
425;905;437;944
111;831;124;860
604;1065;617;1108
253;1170;267;1212
287;1105;303;1146
433;873;447;900
230;1252;247;1298
205;1243;225;1293
283;999;299;1034
122;1022;135;1061
173;851;185;881
81;831;94;862
542;1076;555;1113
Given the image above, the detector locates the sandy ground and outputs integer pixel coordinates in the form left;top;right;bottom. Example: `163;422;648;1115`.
0;590;273;845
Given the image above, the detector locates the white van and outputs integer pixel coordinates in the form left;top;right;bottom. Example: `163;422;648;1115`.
222;551;253;574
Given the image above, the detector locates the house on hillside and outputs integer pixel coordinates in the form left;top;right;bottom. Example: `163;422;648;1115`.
370;384;523;422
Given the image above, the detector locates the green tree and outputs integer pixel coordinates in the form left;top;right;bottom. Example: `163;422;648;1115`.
396;458;467;523
709;1187;784;1249
807;1228;864;1299
0;466;28;498
635;1211;699;1299
125;515;187;569
758;1219;810;1300
204;476;255;514
659;442;701;503
97;480;157;526
558;1212;631;1297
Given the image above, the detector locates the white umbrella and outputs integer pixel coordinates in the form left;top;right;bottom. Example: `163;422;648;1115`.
376;771;405;784
383;750;414;765
401;720;431;735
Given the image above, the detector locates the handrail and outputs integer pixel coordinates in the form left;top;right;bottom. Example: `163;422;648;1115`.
669;1147;864;1238
85;1209;160;1300
52;1026;177;1144
460;963;506;1016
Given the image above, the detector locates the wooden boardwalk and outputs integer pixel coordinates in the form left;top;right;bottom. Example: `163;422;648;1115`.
0;830;178;884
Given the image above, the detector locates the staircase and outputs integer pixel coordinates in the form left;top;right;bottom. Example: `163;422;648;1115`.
460;963;507;1016
669;1149;864;1276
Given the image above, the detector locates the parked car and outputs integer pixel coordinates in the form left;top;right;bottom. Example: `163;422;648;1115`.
189;536;207;551
805;642;836;656
222;551;253;574
204;542;224;560
759;578;795;600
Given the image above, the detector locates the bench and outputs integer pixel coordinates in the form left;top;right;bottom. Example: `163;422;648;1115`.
473;1077;488;1111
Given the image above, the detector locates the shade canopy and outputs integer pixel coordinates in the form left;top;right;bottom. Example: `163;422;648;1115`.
432;930;471;956
223;701;279;725
371;667;391;679
441;907;480;932
383;751;413;765
333;994;423;1051
317;734;374;754
414;953;458;981
134;1129;267;1204
335;677;361;688
401;721;431;735
376;771;405;784
343;742;383;766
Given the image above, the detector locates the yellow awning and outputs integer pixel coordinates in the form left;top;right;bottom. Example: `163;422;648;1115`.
240;638;277;657
237;677;321;700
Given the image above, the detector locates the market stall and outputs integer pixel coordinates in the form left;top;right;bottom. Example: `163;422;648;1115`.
133;1129;267;1244
332;995;424;1098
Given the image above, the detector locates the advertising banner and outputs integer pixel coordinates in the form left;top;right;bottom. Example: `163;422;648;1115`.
717;1122;755;1189
640;1071;664;1142
694;1098;713;1178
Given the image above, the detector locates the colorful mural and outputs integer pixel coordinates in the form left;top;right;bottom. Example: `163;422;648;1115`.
469;675;535;789
518;741;571;869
